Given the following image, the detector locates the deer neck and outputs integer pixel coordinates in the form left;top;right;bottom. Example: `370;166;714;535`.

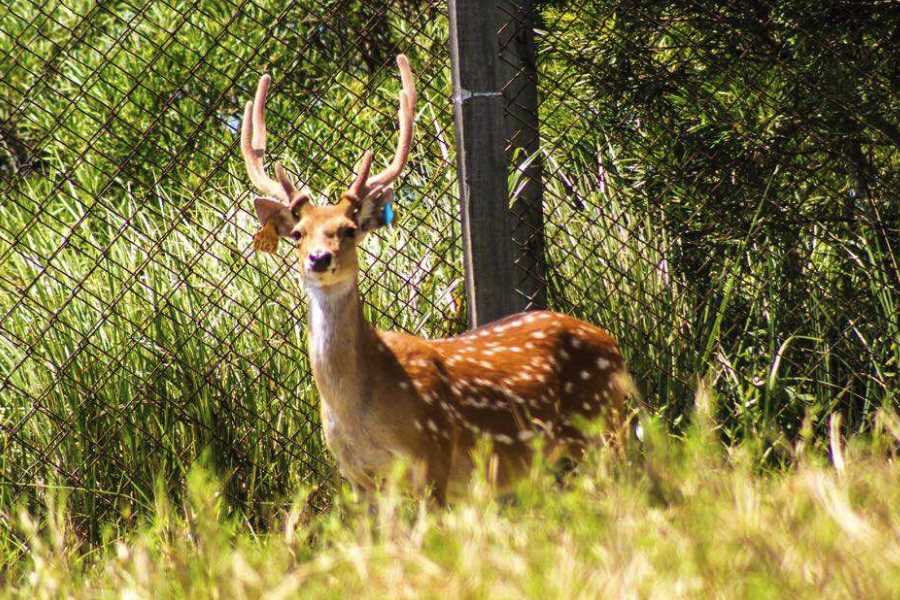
305;276;374;403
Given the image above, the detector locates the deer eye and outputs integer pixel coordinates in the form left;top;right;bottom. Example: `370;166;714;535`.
342;226;357;239
289;230;303;241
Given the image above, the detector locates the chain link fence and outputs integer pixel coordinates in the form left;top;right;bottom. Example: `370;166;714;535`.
1;0;897;533
520;0;897;436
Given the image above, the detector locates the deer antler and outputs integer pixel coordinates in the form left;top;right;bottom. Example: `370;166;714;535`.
345;55;417;202
243;55;414;215
367;54;417;187
241;74;308;209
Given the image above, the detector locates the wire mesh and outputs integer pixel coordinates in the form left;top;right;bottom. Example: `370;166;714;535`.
0;0;462;529
504;0;898;438
0;0;896;533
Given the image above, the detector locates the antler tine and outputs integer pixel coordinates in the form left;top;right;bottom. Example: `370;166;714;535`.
346;151;375;200
366;54;417;188
240;74;299;203
251;74;270;151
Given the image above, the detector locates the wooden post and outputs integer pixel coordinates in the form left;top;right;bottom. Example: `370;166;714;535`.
449;0;518;327
449;0;546;327
499;0;547;311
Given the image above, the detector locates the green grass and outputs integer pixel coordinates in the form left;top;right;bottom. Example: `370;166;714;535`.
1;0;897;553
0;0;465;530
2;392;899;598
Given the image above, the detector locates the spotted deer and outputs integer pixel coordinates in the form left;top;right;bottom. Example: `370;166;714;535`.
241;55;636;503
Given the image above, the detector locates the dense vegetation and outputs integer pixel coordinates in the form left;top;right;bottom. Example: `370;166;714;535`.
1;0;896;574
2;395;899;598
536;0;898;435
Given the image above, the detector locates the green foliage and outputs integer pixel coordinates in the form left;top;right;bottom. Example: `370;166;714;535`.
2;404;899;598
1;0;897;539
535;1;898;438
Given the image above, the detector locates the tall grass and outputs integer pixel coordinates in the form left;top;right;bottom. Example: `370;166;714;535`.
2;394;899;598
1;0;463;531
1;0;897;541
534;2;899;444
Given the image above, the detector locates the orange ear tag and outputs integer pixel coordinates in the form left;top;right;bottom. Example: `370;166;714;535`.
253;221;279;254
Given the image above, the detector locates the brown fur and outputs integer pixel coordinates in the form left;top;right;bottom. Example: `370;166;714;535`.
240;56;636;503
304;266;634;503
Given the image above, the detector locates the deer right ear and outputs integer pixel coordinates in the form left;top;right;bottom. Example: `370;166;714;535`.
356;188;394;232
252;197;299;253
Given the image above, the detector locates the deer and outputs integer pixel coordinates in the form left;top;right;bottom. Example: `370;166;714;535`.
240;55;637;504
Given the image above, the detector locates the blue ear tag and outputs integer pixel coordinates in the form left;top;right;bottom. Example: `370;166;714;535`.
381;198;394;226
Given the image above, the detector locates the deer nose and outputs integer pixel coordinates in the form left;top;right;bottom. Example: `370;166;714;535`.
307;251;333;273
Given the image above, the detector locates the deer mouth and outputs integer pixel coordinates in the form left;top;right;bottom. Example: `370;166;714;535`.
302;266;346;288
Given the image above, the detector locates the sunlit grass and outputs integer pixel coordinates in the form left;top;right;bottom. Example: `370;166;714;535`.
2;391;899;599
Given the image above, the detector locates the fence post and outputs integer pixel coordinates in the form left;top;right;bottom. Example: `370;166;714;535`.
499;0;547;311
449;0;517;327
449;0;546;327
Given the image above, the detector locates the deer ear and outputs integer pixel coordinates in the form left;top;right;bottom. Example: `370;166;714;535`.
253;197;299;236
356;188;394;232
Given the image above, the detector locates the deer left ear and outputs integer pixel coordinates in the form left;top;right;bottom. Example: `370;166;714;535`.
356;188;394;232
253;197;299;235
252;197;300;254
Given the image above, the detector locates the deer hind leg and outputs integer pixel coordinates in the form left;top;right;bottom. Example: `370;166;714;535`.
549;403;624;465
604;369;639;453
539;423;586;485
481;448;531;495
554;423;589;460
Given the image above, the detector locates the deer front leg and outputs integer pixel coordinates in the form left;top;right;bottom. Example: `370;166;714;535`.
406;454;448;507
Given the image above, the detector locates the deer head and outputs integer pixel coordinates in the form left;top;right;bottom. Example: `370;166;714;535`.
241;55;416;288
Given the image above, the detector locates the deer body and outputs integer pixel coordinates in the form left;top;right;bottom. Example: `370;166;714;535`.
305;272;631;502
240;56;634;503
